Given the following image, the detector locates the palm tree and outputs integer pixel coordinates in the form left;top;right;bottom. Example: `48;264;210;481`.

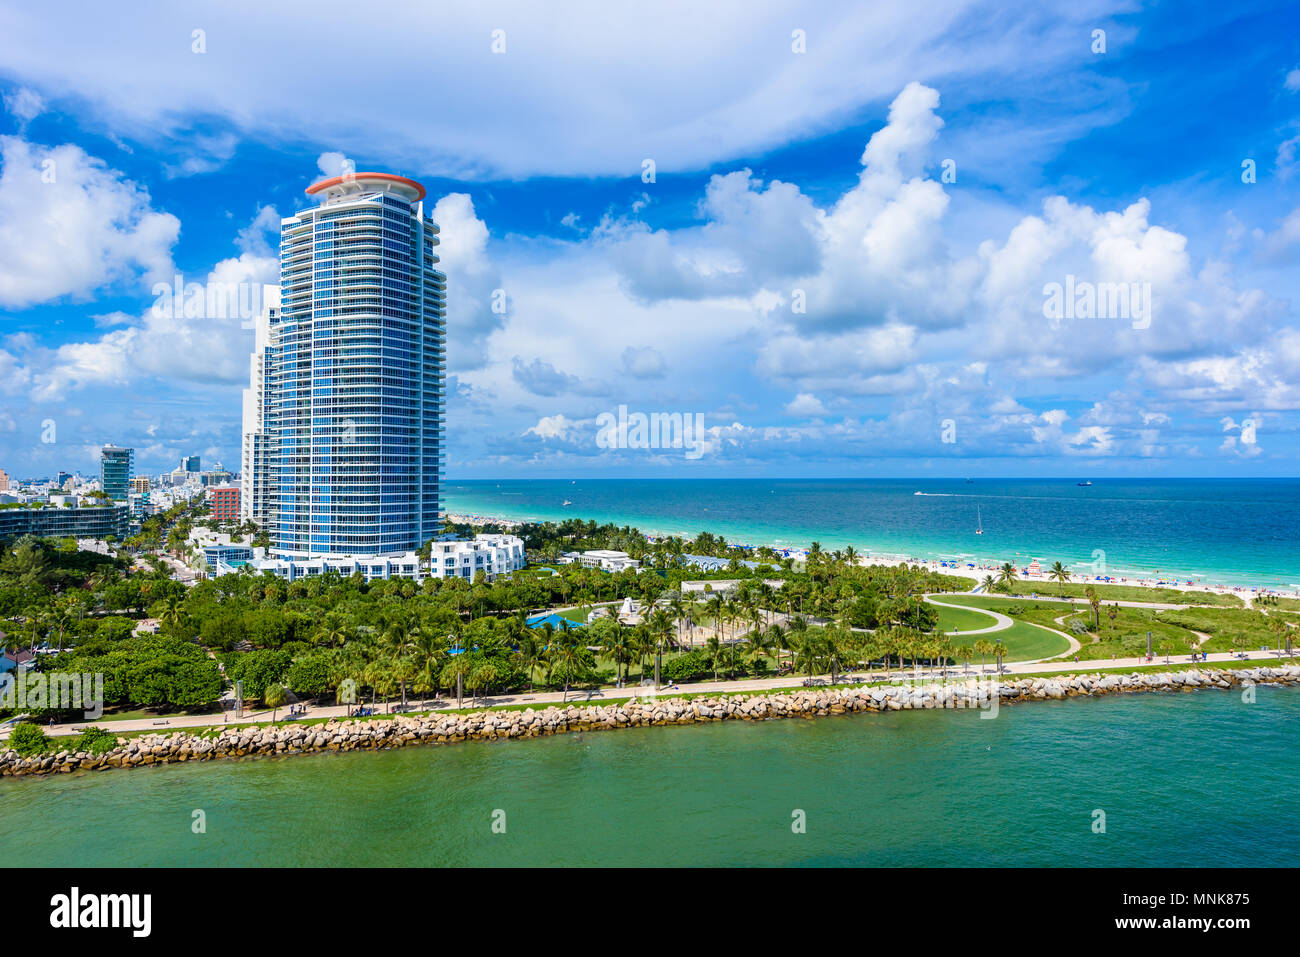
667;594;689;649
647;608;674;688
1084;585;1102;629
998;562;1018;594
410;628;448;706
379;622;416;710
265;682;287;722
597;620;634;686
1267;616;1289;659
981;574;997;594
1049;561;1069;598
547;633;588;702
159;595;185;641
973;638;994;674
467;662;501;703
314;616;350;648
955;645;973;674
514;632;545;693
765;622;787;671
704;635;723;681
791;632;824;682
743;628;773;674
440;656;472;708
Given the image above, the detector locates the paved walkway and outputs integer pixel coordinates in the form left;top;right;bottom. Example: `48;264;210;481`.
924;595;1013;635
928;593;1081;662
15;645;1295;741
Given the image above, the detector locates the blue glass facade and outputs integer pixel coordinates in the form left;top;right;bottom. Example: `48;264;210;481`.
268;180;445;557
100;446;134;502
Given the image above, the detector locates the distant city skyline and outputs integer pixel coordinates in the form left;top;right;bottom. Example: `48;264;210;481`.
2;2;1300;478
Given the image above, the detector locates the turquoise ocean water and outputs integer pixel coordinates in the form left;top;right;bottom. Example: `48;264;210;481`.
444;478;1300;587
2;688;1297;867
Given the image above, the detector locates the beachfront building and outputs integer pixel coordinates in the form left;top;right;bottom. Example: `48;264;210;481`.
557;549;641;572
243;172;445;572
226;533;524;583
99;445;134;501
427;534;525;580
680;578;786;595
679;553;762;573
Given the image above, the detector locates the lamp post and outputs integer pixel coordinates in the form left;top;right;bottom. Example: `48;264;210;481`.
449;634;463;708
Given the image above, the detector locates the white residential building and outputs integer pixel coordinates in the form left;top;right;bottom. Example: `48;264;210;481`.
217;533;524;583
558;549;641;572
240;286;279;525
427;534;525;580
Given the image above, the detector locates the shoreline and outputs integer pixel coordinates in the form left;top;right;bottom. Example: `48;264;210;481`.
444;510;1300;599
5;664;1298;780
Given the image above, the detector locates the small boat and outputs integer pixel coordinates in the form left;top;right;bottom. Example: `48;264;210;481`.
975;506;984;535
1077;480;1092;487
562;499;572;506
913;491;924;495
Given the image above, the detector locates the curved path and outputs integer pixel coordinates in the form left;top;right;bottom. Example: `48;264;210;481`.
924;595;1014;636
928;593;1080;662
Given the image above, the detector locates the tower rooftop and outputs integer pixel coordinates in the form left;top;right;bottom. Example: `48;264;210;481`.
305;172;426;204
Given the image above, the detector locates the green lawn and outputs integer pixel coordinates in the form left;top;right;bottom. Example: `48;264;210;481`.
939;594;1295;662
930;595;1072;662
1001;582;1243;606
932;602;1002;634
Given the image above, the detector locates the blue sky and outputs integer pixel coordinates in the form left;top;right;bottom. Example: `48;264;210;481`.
1;0;1299;480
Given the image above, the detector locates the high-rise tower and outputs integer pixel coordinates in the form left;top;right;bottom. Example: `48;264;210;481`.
241;285;280;526
100;445;134;501
262;173;445;557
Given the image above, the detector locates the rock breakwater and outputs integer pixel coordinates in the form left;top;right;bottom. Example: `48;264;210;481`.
4;665;1297;779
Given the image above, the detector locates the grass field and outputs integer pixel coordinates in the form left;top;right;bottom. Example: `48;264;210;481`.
937;594;1297;662
932;596;1072;661
1001;582;1243;606
932;602;1002;634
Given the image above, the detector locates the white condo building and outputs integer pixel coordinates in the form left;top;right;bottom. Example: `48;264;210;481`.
241;285;280;525
235;535;525;583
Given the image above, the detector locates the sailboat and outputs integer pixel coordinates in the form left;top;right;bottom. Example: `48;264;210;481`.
975;506;984;535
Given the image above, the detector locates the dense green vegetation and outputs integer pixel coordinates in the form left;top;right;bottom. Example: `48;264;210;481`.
10;509;1286;727
2;517;981;720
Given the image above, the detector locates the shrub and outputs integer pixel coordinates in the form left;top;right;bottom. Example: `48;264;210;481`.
71;726;118;755
662;649;712;682
8;722;51;757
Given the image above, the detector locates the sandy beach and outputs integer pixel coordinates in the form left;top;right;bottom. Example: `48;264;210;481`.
445;511;1298;600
